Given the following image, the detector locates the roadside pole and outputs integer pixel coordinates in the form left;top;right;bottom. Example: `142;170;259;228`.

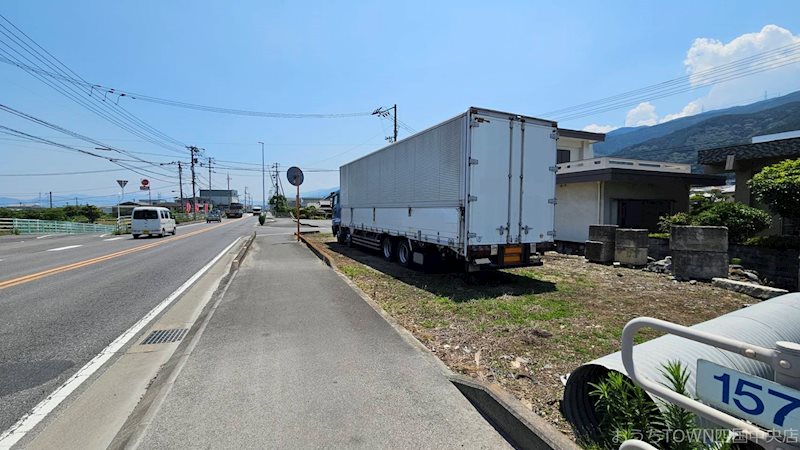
286;166;304;242
116;180;128;233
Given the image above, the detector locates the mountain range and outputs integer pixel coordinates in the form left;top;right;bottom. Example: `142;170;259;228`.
594;90;800;168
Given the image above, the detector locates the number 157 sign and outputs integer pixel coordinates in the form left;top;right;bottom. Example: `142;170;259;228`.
697;359;800;433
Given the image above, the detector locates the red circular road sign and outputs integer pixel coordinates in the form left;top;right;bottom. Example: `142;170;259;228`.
141;179;150;187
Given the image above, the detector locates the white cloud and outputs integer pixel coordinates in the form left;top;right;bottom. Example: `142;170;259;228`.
582;124;618;133
662;24;800;122
625;102;658;127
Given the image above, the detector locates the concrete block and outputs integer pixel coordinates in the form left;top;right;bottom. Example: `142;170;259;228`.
670;226;728;252
615;246;648;266
712;278;789;300
588;225;618;243
672;250;728;280
615;229;649;248
585;240;614;263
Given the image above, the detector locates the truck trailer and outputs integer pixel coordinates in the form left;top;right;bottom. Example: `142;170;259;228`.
333;107;558;271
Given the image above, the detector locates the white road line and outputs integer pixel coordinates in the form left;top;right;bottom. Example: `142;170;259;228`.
103;237;126;241
0;236;242;449
46;245;83;252
98;234;109;238
35;235;53;240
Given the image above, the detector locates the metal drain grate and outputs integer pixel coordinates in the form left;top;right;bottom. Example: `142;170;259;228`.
140;328;188;345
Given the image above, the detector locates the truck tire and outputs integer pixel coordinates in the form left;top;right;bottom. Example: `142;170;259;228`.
397;240;412;267
132;234;140;239
381;236;395;261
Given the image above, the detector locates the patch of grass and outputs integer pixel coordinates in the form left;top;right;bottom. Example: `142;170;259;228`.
341;264;371;278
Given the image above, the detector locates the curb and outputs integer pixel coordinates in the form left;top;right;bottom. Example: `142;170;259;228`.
450;374;579;450
231;232;256;271
298;235;575;450
108;236;253;450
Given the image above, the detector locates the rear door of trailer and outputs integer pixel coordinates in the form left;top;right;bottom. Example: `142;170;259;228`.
466;110;556;247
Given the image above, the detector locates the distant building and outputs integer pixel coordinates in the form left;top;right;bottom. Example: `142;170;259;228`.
699;131;800;235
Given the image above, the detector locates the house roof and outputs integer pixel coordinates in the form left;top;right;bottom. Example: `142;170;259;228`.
558;128;606;142
697;137;800;165
556;168;724;186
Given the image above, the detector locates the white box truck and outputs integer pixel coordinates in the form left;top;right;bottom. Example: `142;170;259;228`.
332;107;557;271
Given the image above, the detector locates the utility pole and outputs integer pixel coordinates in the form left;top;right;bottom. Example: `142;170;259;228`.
208;157;213;189
259;141;265;211
49;191;52;209
227;172;231;207
189;146;199;220
372;104;398;143
178;162;184;210
244;186;247;212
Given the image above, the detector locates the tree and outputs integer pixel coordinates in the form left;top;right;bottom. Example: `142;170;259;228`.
749;158;800;218
693;202;771;243
81;205;103;223
269;194;289;213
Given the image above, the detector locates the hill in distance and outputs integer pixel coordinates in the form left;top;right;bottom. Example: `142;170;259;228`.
594;90;800;158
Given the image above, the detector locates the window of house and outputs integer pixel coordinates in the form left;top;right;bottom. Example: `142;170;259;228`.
557;149;571;164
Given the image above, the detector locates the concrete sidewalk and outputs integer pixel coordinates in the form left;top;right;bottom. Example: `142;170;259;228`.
131;234;509;449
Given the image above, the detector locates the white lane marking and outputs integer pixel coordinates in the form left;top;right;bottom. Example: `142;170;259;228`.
99;234;109;238
103;237;126;241
35;235;53;240
0;236;243;449
46;245;83;252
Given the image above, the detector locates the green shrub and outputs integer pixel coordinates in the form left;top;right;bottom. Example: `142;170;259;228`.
693;202;771;243
658;212;692;233
648;232;670;240
258;213;266;226
749;158;800;219
590;371;662;448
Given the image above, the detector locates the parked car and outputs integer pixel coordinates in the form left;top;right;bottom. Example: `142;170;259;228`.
131;207;177;239
207;210;222;223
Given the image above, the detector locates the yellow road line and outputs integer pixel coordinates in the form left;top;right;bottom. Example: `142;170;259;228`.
0;221;232;290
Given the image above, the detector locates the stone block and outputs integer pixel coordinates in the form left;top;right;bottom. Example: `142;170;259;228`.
588;225;618;243
670;226;728;252
672;250;728;280
615;246;649;266
712;278;789;300
585;240;614;263
615;229;649;248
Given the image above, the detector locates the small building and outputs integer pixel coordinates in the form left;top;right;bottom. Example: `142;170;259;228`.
698;131;800;235
554;129;723;246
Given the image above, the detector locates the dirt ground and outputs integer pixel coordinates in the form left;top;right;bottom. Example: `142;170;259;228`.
304;233;752;436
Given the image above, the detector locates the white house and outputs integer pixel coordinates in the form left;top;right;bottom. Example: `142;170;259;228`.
553;129;723;247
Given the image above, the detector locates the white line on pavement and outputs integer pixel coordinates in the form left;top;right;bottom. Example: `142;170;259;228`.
35;235;53;240
0;236;243;449
99;234;109;238
103;237;126;241
46;245;83;252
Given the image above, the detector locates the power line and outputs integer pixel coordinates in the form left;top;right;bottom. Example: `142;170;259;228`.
537;41;800;122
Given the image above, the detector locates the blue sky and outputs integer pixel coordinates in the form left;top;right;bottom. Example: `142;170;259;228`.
1;0;799;206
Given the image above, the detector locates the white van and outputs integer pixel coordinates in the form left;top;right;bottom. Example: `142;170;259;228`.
131;207;177;239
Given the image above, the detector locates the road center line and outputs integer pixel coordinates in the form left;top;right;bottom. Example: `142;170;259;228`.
0;222;230;290
46;245;83;252
35;235;53;240
0;236;242;449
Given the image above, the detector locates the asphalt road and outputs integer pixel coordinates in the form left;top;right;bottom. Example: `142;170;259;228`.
0;216;305;433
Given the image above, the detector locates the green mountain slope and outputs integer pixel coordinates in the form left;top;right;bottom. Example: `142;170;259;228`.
593;90;800;156
609;101;800;167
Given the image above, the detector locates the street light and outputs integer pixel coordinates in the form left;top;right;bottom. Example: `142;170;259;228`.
258;141;265;212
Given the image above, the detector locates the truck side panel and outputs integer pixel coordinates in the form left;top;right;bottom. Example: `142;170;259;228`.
343;206;461;247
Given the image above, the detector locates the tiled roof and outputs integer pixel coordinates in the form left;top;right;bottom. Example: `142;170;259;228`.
698;137;800;165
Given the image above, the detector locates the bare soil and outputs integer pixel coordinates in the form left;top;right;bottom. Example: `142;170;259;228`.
304;233;752;436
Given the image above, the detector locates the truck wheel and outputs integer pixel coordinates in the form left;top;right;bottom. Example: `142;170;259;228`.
132;234;140;239
397;240;412;267
381;237;395;261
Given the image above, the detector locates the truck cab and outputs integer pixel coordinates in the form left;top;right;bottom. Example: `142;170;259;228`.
330;190;342;239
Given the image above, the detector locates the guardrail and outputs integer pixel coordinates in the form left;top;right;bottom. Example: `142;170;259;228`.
556;157;691;174
0;218;117;235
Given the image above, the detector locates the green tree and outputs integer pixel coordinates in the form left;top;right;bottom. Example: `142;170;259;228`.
269;194;289;213
749;158;800;219
81;205;103;223
693;202;771;243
